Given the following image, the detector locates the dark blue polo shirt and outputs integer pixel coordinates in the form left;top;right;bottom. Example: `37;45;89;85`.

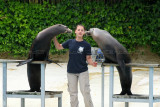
62;39;91;73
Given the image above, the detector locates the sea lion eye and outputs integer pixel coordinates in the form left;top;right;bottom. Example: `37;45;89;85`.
59;24;61;26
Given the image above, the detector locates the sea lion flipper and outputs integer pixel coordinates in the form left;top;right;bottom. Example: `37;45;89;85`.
46;59;53;63
46;59;62;67
54;62;62;67
17;59;33;67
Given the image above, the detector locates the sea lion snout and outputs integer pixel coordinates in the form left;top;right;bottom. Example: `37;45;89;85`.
85;31;91;36
89;28;95;33
57;24;72;33
85;28;95;36
65;28;72;33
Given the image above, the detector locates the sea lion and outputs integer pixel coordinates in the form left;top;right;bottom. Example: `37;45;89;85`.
17;24;72;92
86;28;132;95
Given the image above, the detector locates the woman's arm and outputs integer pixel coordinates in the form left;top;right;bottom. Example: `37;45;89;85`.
86;55;97;67
53;37;64;50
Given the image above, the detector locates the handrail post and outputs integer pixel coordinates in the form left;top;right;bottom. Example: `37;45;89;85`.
149;67;154;107
21;98;25;107
101;65;105;107
41;63;45;107
109;66;114;107
3;62;7;107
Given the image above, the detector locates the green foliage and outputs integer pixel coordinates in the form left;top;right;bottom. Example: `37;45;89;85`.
0;0;159;58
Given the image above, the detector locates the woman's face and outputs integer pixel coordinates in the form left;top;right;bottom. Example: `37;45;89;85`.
75;25;85;38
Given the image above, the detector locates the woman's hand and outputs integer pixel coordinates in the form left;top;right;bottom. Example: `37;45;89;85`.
92;62;97;67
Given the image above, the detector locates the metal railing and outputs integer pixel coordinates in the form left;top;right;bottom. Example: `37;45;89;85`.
1;59;62;107
101;63;160;107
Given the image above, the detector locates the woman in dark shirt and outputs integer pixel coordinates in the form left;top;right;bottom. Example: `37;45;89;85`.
53;25;97;107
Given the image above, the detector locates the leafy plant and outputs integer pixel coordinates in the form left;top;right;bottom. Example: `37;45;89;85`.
0;0;159;58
